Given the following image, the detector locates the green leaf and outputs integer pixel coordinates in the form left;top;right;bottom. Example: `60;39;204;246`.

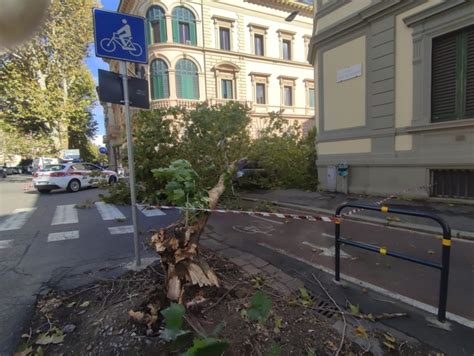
161;303;185;331
265;342;282;356
211;322;226;337
183;337;230;356
159;328;190;342
247;291;272;323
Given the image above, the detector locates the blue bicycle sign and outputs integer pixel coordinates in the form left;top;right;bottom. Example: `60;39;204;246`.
93;9;147;64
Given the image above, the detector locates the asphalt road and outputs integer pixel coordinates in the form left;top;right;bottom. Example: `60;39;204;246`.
206;207;474;323
1;176;473;353
0;176;180;353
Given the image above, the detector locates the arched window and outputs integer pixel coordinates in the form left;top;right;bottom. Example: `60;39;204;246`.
146;6;166;44
176;59;199;99
171;7;196;45
150;59;169;99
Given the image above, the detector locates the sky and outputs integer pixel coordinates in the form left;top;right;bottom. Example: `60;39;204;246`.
85;0;120;143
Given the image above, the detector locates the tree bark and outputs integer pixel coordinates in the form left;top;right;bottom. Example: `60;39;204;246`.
151;172;228;303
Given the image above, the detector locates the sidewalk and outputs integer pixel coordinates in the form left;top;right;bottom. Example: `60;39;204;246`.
241;189;474;239
201;226;474;356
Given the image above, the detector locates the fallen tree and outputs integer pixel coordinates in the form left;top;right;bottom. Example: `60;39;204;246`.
150;160;230;302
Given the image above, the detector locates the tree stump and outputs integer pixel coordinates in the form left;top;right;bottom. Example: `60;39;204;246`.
151;173;227;302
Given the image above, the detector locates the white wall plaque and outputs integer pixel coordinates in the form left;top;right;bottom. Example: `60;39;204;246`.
336;63;362;83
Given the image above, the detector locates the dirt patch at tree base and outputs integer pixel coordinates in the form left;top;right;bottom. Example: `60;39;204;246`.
17;250;436;355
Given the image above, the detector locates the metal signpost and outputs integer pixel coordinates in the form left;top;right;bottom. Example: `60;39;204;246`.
93;9;148;267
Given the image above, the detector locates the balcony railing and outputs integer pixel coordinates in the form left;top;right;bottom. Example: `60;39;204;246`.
150;99;200;110
149;99;314;115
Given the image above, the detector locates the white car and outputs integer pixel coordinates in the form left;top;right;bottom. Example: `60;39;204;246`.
32;157;59;172
32;163;118;193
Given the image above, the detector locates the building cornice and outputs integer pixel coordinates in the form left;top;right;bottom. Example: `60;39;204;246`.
308;0;426;63
244;0;313;17
146;43;313;69
249;71;272;78
403;0;467;27
277;75;298;80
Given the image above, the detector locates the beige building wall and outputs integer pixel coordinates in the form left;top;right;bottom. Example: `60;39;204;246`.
322;35;366;131
310;0;474;198
106;0;316;146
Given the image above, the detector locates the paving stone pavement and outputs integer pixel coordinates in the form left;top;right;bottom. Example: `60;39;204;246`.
201;230;304;296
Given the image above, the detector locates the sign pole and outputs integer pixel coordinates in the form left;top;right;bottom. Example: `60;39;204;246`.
120;61;141;267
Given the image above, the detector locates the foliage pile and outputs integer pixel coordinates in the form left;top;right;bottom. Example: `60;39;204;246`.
106;102;317;204
0;0;99;160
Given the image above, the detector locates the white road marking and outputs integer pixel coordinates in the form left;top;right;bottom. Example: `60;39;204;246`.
51;204;78;225
137;204;166;217
302;241;352;258
95;202;125;221
47;230;80;242
0;208;36;231
322;233;335;239
258;242;474;328
251;215;284;225
108;225;134;235
0;240;13;249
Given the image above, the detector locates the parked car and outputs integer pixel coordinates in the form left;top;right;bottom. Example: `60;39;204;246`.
32;157;59;172
32;163;118;193
0;167;6;178
17;159;33;174
3;165;18;175
233;158;268;188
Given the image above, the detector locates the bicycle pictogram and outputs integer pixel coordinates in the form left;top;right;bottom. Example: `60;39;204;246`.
99;19;143;57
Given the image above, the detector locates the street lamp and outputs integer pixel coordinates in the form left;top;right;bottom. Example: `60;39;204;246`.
285;10;299;22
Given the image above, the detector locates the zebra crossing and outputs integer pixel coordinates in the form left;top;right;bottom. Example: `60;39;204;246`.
0;202;168;248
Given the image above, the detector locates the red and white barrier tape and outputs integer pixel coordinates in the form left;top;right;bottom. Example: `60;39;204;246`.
342;184;433;217
144;205;338;223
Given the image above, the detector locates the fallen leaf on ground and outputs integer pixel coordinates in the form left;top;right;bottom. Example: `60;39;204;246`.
273;315;282;334
35;332;65;345
325;340;338;352
13;346;33;356
355;325;368;339
128;310;145;322
66;302;76;308
383;341;396;351
383;332;396;343
349;303;360;316
79;301;91;308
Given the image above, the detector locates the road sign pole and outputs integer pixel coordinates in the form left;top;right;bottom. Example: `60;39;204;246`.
120;61;141;267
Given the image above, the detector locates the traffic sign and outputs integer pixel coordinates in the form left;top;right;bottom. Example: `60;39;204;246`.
98;69;149;109
93;8;147;64
99;147;107;154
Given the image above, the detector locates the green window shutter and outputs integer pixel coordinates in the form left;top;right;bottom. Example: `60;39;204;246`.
172;18;179;43
152;75;161;99
189;21;197;45
160;17;167;43
176;59;199;99
146;22;151;45
150;59;169;100
431;31;458;122
465;26;474;117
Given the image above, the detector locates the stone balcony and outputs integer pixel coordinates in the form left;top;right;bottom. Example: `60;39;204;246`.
150;98;253;110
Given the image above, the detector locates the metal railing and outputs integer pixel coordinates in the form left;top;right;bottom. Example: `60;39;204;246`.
334;203;452;322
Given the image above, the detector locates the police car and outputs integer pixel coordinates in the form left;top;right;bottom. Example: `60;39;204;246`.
32;163;118;193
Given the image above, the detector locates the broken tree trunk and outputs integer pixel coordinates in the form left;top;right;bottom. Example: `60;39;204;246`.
151;172;228;303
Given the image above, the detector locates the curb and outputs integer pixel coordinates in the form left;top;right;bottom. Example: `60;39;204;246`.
241;197;474;241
